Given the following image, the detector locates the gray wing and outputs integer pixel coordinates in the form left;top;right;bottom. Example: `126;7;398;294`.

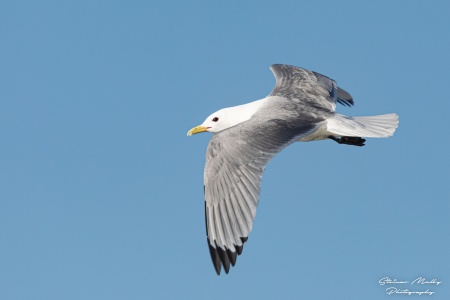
204;116;318;275
269;64;354;109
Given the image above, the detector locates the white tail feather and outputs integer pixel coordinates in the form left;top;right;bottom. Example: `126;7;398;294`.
327;113;399;138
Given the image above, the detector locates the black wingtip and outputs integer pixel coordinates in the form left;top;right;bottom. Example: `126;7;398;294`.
217;246;231;274
208;240;222;275
235;244;244;255
207;237;249;275
227;248;237;266
235;237;248;255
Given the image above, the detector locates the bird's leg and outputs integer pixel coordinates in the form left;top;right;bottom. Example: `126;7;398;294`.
329;136;366;147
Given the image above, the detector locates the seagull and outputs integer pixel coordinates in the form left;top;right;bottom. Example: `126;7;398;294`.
187;64;398;275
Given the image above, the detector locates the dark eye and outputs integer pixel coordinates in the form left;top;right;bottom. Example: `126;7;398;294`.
212;117;219;122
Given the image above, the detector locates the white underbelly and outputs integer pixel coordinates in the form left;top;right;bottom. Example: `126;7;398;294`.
298;122;336;142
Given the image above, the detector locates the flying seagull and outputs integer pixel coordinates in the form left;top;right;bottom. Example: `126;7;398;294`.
187;64;398;275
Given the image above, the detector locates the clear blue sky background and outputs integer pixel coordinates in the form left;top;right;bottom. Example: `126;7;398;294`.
1;1;449;299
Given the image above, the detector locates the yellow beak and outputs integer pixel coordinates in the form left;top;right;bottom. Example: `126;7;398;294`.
187;125;209;136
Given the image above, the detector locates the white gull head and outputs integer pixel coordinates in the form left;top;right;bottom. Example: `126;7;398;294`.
187;99;267;135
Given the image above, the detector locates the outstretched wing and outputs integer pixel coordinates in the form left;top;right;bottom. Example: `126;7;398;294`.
203;116;318;275
269;64;354;109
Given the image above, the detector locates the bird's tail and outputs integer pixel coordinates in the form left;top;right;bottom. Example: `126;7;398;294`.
327;113;399;138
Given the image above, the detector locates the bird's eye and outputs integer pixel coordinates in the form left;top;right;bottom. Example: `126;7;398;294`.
212;117;219;122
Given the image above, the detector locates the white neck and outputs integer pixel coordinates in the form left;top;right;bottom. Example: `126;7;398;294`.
225;98;267;124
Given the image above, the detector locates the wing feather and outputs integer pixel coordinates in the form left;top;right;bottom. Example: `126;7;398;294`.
228;191;249;236
218;201;235;250
269;64;354;110
213;205;226;249
223;196;242;241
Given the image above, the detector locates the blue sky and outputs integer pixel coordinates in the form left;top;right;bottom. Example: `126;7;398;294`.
1;1;449;299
